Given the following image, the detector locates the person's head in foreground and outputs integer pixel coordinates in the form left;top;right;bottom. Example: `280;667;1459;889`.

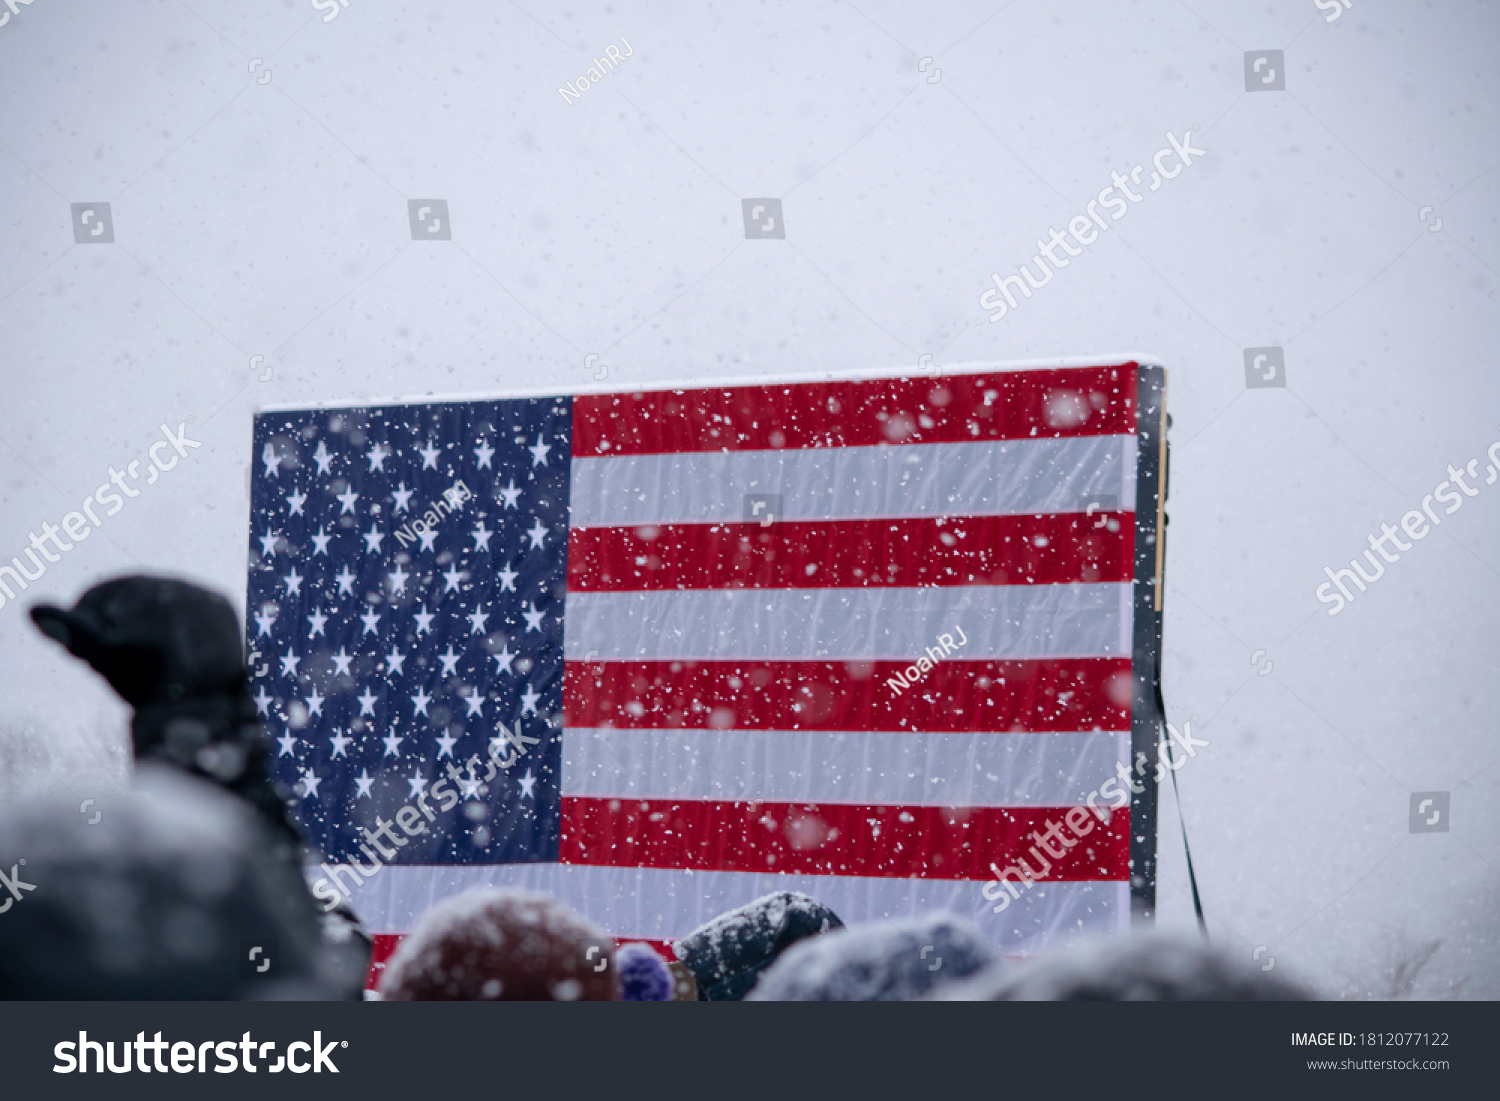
672;890;844;1000
0;765;366;999
379;888;617;1000
748;912;997;1001
935;931;1316;1000
29;574;304;853
615;941;674;1001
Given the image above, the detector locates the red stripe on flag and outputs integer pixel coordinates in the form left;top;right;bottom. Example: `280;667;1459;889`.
560;797;1130;881
564;658;1132;733
366;933;404;992
572;366;1138;456
568;512;1135;592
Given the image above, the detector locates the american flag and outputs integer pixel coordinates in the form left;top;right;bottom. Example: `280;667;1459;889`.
245;363;1165;981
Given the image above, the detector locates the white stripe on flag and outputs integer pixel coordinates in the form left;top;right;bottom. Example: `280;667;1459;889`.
321;864;1128;954
561;727;1130;807
562;583;1132;660
569;436;1136;527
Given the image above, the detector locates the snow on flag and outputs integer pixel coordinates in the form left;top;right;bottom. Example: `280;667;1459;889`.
245;362;1167;983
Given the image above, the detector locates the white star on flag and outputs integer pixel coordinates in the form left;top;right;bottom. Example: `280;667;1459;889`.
529;434;551;466
262;442;281;478
461;687;486;718
491;645;515;674
299;769;322;799
249;393;586;870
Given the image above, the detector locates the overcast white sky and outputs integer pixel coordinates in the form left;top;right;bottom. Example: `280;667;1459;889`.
1;0;1496;998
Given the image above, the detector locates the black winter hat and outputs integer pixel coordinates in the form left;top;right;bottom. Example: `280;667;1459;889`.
30;576;246;709
672;891;842;1001
30;575;302;852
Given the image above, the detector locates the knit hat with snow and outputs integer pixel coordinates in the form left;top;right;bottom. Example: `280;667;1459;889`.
748;912;997;1001
379;888;617;1001
934;932;1315;1001
673;890;843;1001
616;941;673;1001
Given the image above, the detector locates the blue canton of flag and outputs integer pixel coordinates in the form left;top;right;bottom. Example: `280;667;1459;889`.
245;398;571;866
